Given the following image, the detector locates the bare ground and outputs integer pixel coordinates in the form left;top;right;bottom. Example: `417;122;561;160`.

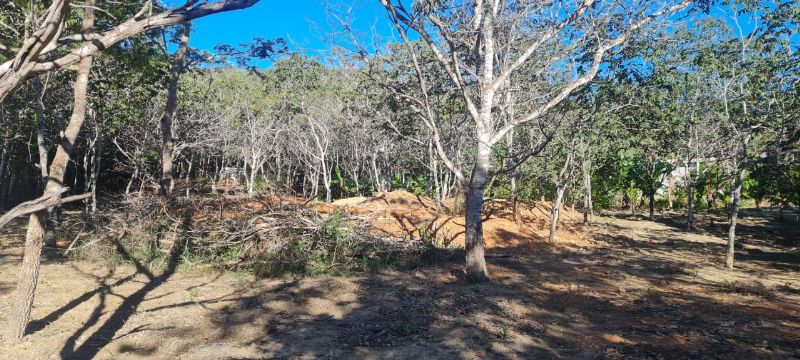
0;211;799;359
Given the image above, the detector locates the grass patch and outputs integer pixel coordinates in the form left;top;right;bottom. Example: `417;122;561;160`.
721;280;776;299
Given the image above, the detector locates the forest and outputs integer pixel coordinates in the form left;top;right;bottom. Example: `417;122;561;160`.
0;0;798;358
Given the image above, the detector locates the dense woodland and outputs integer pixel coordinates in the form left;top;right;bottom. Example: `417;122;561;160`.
0;0;798;356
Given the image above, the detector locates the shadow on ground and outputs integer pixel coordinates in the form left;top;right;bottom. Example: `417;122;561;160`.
1;211;799;359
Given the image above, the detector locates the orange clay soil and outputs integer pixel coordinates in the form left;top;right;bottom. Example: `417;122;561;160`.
318;190;590;249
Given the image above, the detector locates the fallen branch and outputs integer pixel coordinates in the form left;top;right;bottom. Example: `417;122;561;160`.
0;188;92;228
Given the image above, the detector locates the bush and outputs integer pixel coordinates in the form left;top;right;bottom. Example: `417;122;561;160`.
67;195;434;277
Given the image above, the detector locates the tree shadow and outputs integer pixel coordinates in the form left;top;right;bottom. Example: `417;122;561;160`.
14;210;800;358
95;230;800;359
57;207;194;359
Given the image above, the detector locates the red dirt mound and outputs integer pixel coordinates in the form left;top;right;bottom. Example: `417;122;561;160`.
324;190;588;249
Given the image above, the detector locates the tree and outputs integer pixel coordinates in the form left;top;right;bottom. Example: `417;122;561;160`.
0;0;260;103
375;0;694;280
3;0;260;341
7;0;96;341
160;23;193;197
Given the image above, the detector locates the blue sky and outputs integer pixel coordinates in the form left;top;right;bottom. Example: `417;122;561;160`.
189;1;798;66
191;0;393;57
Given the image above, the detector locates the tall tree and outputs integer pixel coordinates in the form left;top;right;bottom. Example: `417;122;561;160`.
7;0;96;341
3;0;260;341
160;23;192;197
376;0;694;280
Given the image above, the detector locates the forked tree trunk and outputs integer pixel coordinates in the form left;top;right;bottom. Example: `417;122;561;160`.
726;164;746;269
549;150;574;242
8;2;94;341
160;23;191;197
464;142;490;281
126;165;138;195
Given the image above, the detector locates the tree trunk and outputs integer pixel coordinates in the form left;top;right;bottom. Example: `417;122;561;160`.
685;156;695;229
8;1;95;341
648;184;655;219
0;137;7;187
726;165;746;269
185;154;194;198
4;173;15;208
687;184;695;230
160;23;191;197
247;162;257;196
550;150;574;241
89;130;102;213
582;153;592;224
311;170;319;199
464;142;490;281
33;77;48;188
324;173;332;203
667;176;675;209
126;165;138;195
506;129;522;226
549;184;567;242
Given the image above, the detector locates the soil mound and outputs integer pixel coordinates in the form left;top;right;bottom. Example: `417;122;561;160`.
325;190;587;249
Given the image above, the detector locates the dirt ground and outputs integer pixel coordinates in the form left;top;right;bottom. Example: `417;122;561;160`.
0;210;799;359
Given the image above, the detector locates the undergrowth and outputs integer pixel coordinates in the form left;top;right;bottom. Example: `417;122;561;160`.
65;195;451;277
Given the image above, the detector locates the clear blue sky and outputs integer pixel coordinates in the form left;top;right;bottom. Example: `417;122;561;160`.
191;0;393;58
189;1;797;65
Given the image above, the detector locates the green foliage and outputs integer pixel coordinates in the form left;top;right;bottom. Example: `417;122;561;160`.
392;174;430;196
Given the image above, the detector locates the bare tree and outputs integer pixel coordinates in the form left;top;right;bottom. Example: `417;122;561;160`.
375;0;692;280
